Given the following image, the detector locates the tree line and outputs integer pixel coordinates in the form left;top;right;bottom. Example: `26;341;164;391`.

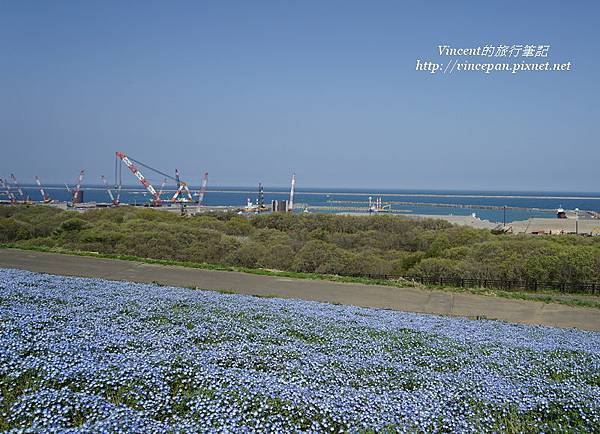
1;206;600;286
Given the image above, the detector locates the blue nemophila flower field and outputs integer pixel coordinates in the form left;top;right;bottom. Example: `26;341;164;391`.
0;269;599;433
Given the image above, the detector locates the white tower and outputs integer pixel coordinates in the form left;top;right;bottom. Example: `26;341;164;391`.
289;173;296;211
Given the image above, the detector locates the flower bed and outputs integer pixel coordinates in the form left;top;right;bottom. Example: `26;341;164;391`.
0;269;598;432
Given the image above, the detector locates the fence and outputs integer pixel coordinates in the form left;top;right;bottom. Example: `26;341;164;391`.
349;274;600;295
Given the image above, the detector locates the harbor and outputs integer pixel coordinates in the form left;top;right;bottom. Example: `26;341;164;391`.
1;150;599;234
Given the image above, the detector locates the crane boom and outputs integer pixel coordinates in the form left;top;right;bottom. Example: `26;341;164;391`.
116;151;161;203
101;175;119;205
197;172;208;205
158;178;167;199
10;174;25;200
35;176;51;203
0;178;17;204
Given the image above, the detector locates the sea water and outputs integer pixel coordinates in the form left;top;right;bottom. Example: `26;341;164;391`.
8;185;600;223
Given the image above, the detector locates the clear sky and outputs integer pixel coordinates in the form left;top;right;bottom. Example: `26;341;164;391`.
0;1;598;191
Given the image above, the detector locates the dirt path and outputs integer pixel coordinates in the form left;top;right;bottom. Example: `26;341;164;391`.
1;248;598;331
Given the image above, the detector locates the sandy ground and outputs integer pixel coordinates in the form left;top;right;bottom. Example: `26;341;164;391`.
407;214;600;234
0;248;598;331
508;218;600;235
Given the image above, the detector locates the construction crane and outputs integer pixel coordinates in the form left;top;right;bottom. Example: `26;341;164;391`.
71;170;85;204
196;172;208;205
101;175;120;206
171;168;194;203
116;151;207;206
115;151;161;204
35;176;52;203
0;178;17;204
10;174;26;201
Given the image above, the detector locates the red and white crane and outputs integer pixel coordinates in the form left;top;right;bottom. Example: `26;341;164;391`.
196;172;208;205
171;168;194;203
35;176;52;203
115;151;206;206
101;175;120;206
115;151;161;204
72;170;85;204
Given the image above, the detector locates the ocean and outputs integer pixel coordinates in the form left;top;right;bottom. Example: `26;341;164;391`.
6;184;600;224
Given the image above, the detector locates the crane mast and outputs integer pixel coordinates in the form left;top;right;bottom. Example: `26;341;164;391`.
171;168;194;203
72;170;85;204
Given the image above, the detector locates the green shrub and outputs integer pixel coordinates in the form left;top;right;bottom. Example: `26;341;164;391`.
59;218;89;232
226;242;266;267
352;252;393;276
223;218;253;236
0;219;19;242
4;205;600;287
259;244;296;270
292;240;353;275
411;257;461;280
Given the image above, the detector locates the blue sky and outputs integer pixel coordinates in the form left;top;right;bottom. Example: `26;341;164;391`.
0;1;598;190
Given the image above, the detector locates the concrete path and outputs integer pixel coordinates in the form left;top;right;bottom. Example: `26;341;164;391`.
0;248;598;331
